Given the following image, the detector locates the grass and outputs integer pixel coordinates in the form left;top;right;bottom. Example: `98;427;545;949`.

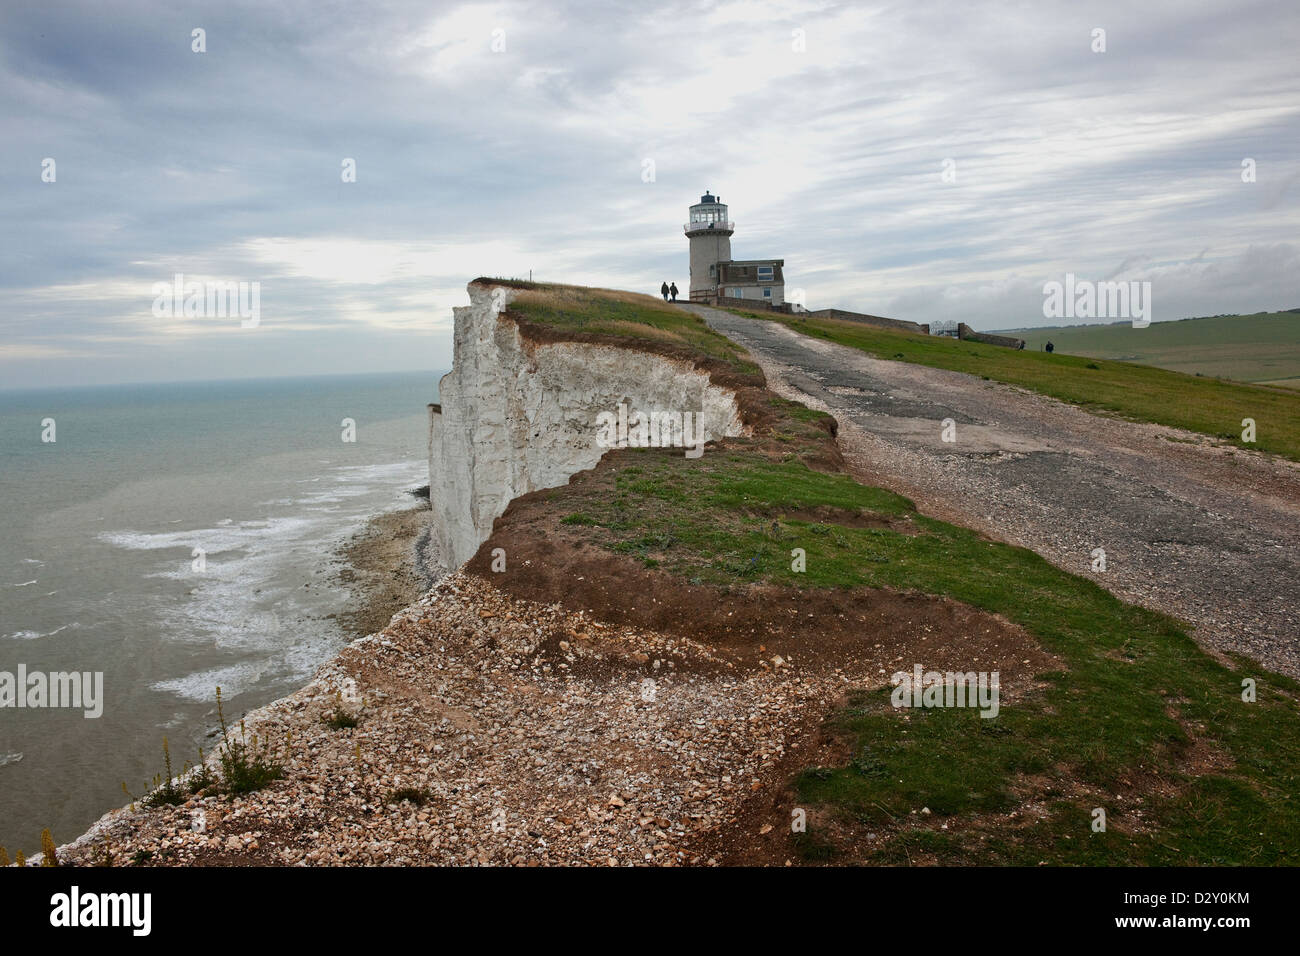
484;282;1300;865
476;277;760;379
1009;310;1300;387
387;787;435;807
214;687;284;796
323;702;360;730
556;443;1300;864
724;307;1300;461
141;737;187;808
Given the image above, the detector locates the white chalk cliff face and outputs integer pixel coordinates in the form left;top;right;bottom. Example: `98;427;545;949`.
428;283;745;570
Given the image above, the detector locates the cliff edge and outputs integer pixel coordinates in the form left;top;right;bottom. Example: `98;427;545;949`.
427;281;745;569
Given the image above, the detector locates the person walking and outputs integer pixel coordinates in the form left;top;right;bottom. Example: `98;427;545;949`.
669;282;678;302
660;281;669;301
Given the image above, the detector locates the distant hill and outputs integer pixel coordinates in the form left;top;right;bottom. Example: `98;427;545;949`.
1000;310;1300;389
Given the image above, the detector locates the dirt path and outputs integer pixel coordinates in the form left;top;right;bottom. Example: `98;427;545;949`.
683;304;1300;678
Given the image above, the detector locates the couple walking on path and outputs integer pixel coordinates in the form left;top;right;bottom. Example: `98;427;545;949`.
660;281;678;302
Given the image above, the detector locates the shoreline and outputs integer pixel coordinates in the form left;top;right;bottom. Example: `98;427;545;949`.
333;491;437;642
41;490;437;865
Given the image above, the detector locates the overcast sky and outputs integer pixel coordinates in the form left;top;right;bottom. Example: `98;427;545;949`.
2;0;1298;388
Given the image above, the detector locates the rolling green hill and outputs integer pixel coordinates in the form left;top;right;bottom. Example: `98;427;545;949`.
1005;310;1300;389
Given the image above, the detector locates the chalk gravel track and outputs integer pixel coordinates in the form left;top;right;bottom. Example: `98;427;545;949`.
683;304;1300;678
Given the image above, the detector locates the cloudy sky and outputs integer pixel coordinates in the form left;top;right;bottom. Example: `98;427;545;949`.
2;0;1297;388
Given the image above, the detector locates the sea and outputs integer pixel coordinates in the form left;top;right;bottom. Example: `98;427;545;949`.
0;370;439;853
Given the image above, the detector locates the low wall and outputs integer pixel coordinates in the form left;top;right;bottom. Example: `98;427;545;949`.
806;308;928;336
957;323;1026;349
709;294;785;312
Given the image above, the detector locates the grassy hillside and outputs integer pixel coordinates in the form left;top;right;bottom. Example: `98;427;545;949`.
471;280;1300;865
725;307;1300;462
1008;311;1300;389
478;277;759;377
554;445;1300;865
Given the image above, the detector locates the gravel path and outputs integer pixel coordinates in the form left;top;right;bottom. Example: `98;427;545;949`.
684;304;1300;678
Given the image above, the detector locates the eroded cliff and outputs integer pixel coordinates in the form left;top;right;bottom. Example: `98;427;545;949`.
427;282;745;569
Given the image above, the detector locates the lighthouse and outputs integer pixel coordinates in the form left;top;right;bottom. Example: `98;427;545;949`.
684;191;734;300
683;191;785;305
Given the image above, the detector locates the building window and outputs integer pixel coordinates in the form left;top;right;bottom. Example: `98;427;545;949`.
757;266;774;279
709;264;715;276
763;287;772;297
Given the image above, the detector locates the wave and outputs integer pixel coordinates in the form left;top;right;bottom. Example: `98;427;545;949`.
98;513;319;554
96;457;426;701
4;622;78;641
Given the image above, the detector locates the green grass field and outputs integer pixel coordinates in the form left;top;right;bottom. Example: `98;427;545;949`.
1006;310;1300;389
479;277;759;377
725;307;1300;461
470;280;1300;865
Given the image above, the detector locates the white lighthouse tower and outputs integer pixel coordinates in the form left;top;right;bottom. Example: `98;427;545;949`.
684;191;785;306
684;191;733;301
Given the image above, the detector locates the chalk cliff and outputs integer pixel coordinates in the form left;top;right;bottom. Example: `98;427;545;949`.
427;282;744;570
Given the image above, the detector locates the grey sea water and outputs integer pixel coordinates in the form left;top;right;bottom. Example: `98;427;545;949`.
0;371;438;852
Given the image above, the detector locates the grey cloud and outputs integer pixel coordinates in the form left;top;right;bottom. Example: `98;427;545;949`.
1;0;1297;387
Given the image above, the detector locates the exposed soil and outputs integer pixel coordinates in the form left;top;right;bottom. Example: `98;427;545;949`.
465;473;1035;677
